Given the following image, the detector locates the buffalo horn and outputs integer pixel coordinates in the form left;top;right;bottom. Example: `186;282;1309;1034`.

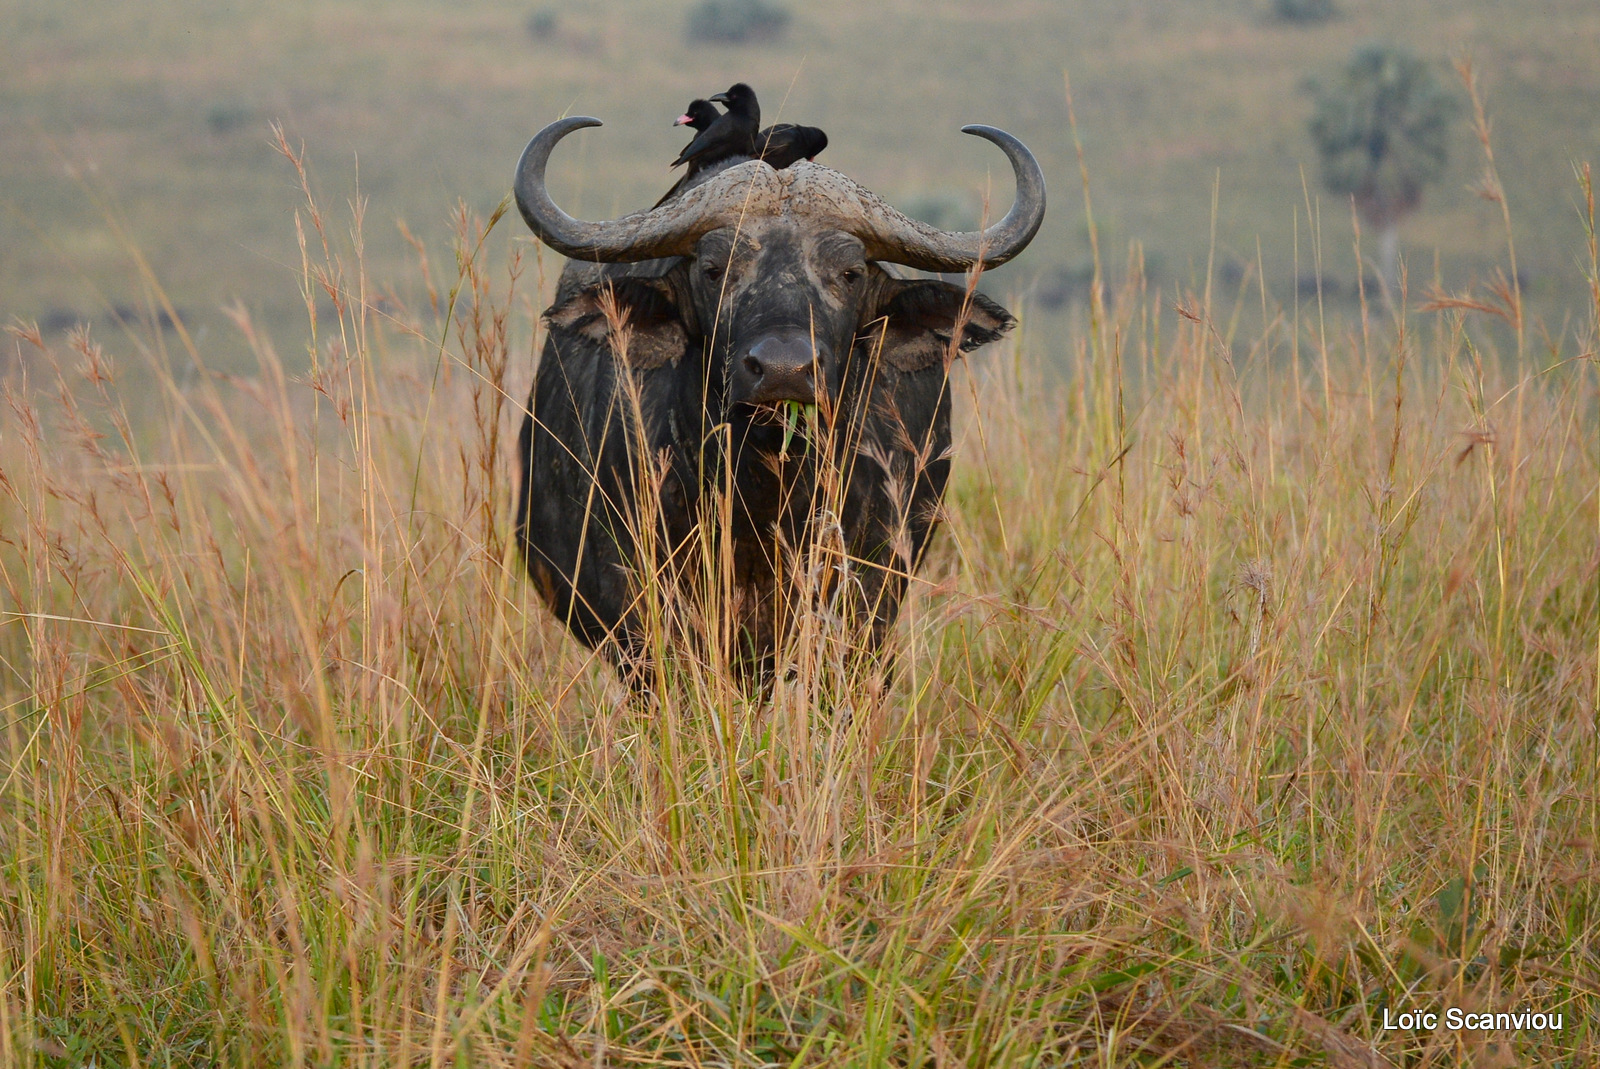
840;125;1045;272
513;118;1045;271
513;116;779;261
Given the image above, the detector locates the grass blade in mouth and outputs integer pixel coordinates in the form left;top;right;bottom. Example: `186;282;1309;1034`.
779;401;818;458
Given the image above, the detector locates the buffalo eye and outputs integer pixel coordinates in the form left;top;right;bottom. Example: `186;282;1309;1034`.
840;267;863;285
702;260;725;282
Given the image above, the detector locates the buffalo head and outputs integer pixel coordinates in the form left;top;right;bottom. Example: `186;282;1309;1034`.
514;117;1044;417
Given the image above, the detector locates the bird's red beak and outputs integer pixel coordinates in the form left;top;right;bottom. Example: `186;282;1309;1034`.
673;114;693;126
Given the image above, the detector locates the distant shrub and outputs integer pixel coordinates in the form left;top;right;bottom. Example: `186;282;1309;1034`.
1272;0;1338;24
525;8;557;40
686;0;790;44
38;308;81;335
206;103;253;136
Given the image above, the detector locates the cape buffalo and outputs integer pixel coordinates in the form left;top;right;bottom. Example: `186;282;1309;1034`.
512;115;1045;686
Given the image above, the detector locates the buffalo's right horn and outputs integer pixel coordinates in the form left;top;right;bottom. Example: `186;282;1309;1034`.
514;116;783;262
785;125;1045;272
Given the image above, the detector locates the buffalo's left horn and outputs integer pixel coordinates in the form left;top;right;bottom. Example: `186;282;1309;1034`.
514;116;782;262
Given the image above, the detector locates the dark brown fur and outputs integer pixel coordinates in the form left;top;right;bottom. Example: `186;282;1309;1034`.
516;218;1013;687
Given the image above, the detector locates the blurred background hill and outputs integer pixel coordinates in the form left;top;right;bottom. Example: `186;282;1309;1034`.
3;0;1597;366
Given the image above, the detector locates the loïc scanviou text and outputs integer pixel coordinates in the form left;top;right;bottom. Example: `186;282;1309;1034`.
1382;1008;1563;1032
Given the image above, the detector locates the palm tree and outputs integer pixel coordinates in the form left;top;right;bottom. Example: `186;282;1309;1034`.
1308;44;1458;295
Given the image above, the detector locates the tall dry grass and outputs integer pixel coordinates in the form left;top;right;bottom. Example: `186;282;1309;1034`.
0;128;1596;1066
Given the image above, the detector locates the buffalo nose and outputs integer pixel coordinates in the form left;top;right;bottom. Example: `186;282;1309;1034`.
735;333;824;405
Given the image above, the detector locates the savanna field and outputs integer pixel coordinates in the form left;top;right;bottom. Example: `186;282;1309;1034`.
4;2;1600;1066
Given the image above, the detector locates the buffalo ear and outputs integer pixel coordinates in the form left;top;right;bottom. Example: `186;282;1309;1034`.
544;278;688;369
860;279;1016;371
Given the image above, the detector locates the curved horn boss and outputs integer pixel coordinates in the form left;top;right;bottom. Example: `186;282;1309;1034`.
513;117;1045;269
512;100;1046;687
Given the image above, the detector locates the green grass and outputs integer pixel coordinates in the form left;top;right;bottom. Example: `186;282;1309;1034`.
0;92;1597;1064
5;0;1600;368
